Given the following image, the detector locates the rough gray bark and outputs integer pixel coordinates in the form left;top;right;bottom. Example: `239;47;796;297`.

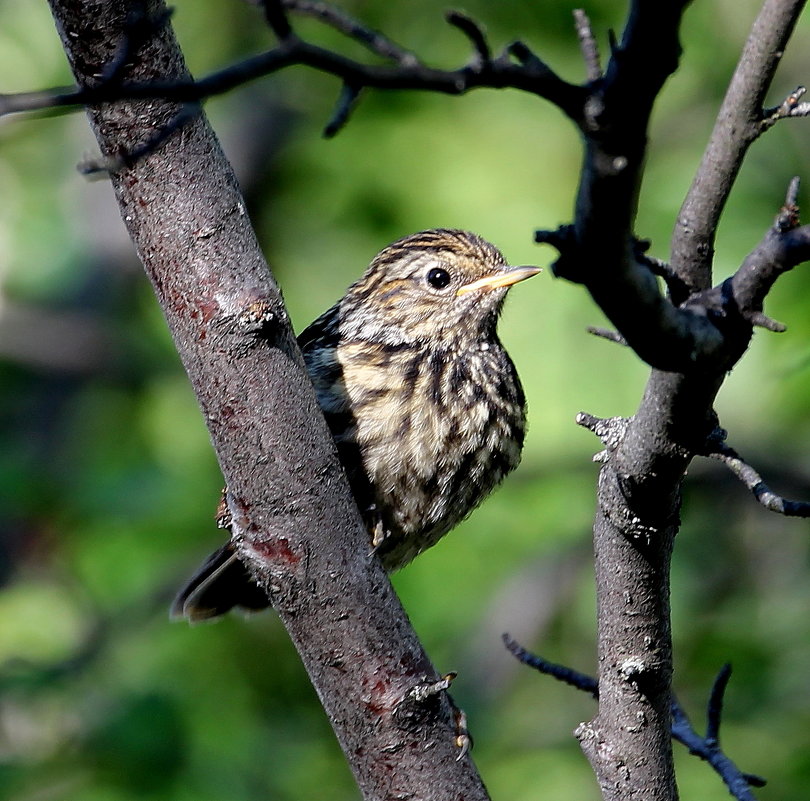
46;2;491;799
557;2;809;798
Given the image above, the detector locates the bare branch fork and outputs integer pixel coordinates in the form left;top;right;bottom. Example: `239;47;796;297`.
7;0;586;137
502;635;768;801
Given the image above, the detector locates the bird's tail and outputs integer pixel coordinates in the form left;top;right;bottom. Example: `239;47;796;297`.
171;543;271;622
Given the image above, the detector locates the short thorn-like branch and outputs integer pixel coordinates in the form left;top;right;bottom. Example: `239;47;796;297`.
745;311;787;333
504;40;544;69
408;672;457;703
633;238;692;304
725;179;810;342
586;326;628;346
705;662;732;744
575;412;629;455
761;85;810;131
534;224;575;251
282;0;418;65
78;103;201;174
535;225;585;281
776;175;801;231
504;636;767;801
261;0;295;41
446;11;491;67
573;8;603;81
323;82;362;137
703;442;810;517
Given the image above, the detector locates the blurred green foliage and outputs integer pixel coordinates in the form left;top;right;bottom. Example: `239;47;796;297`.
0;1;809;799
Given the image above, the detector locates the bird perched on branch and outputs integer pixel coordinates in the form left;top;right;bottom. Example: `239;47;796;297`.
173;229;540;621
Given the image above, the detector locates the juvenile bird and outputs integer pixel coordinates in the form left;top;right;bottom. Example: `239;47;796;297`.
173;229;540;621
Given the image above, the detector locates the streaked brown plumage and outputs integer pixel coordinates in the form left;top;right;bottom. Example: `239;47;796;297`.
173;229;540;621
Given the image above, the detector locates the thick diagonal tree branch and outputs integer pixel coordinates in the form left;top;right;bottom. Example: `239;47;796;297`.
46;2;490;799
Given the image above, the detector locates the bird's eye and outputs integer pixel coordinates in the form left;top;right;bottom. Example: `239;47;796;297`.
426;267;451;289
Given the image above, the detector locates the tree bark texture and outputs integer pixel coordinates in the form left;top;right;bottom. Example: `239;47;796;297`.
47;2;491;799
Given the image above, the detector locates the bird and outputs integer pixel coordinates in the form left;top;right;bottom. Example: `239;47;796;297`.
172;229;540;622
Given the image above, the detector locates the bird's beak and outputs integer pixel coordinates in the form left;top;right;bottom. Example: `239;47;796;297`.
456;265;542;296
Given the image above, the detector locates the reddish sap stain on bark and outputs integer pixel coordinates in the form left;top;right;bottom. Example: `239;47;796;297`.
198;298;219;323
252;537;299;565
361;675;395;715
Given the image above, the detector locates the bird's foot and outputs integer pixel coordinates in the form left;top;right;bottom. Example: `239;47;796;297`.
405;672;472;760
371;516;386;548
368;514;393;555
215;487;232;530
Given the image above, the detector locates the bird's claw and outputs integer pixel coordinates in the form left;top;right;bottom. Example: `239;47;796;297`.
368;515;392;556
454;707;472;761
406;672;472;759
371;517;386;548
215;487;232;530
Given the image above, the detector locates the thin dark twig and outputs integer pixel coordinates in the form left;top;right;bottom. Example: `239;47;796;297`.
502;634;598;696
504;636;766;801
704;442;810;517
446;11;491;66
705;663;732;744
260;0;294;41
282;0;417;65
0;32;585;121
101;3;174;85
587;326;628;346
78;103;201;174
323;82;362;137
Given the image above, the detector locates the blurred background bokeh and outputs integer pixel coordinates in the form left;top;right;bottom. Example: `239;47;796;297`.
1;1;809;799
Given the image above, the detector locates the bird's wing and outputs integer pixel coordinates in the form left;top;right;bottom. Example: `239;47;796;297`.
296;302;340;354
296;302;377;519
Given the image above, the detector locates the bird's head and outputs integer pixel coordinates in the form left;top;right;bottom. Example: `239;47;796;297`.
337;229;540;346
